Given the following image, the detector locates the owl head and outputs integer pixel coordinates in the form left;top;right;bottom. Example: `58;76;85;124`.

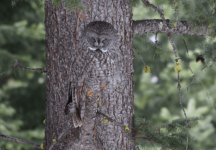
81;21;118;53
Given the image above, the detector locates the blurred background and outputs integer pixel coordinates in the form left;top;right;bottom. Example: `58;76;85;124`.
0;0;215;149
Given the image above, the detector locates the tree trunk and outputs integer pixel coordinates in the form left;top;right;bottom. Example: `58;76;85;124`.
44;0;134;149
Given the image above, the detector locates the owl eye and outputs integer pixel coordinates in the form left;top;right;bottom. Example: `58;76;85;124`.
92;37;96;42
102;39;106;42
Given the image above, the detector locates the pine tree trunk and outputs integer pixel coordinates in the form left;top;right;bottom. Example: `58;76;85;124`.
44;0;134;149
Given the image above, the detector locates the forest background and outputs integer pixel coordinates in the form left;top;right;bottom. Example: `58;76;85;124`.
0;0;215;150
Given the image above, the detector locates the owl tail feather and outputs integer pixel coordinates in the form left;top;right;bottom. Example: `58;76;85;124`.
70;101;82;128
72;112;82;128
66;101;82;128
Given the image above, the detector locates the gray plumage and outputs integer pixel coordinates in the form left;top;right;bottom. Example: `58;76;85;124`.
66;21;119;128
81;21;118;53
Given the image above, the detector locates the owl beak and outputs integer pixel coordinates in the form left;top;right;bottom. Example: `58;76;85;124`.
96;49;102;53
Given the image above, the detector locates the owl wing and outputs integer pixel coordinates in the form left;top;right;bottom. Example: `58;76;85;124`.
66;49;93;128
67;84;82;128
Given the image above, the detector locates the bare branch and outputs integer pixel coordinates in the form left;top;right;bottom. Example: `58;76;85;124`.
177;71;189;150
167;35;189;150
137;0;207;36
0;59;46;76
133;19;207;36
139;1;190;149
141;0;167;27
0;133;42;150
181;35;189;53
133;48;146;66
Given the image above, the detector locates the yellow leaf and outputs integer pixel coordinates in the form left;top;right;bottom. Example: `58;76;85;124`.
173;2;178;7
43;119;45;124
191;74;194;76
176;61;180;65
174;22;177;27
143;66;150;73
53;139;56;142
125;126;129;131
40;143;44;149
99;102;101;106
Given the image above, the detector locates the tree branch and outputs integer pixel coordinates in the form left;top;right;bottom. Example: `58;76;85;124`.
0;59;46;76
140;1;190;149
133;19;207;36
141;0;167;27
167;34;189;150
0;133;42;150
134;137;176;150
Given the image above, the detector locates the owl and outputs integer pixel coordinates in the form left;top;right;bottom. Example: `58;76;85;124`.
66;21;120;128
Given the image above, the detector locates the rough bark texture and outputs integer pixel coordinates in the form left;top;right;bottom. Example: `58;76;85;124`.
45;0;134;150
133;19;207;35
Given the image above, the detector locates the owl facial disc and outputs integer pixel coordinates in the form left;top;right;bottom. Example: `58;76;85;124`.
88;47;108;53
83;21;118;54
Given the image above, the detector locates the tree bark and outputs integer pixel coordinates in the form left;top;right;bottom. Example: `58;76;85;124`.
133;19;207;35
44;0;134;149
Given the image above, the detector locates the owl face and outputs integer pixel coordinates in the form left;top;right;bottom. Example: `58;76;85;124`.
86;32;112;53
81;21;118;53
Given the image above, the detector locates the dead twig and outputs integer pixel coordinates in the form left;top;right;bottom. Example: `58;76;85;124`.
0;132;42;150
140;1;189;148
167;34;189;150
0;59;46;76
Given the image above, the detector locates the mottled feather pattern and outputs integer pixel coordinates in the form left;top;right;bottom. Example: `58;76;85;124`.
66;21;120;128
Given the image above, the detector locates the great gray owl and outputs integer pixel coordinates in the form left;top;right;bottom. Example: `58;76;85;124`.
66;21;120;128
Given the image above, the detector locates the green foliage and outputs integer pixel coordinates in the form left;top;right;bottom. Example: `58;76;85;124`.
132;1;216;149
134;34;174;62
129;0;140;7
0;1;45;149
134;117;201;150
11;0;23;8
167;0;216;68
198;42;216;69
1;0;216;150
133;0;216;69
